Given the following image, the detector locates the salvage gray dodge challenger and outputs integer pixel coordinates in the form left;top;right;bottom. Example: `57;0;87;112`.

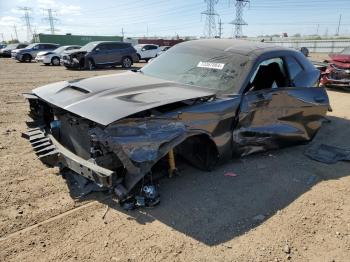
24;39;330;202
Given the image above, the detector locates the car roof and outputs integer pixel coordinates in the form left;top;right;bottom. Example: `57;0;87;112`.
32;43;59;45
179;39;292;56
89;41;124;44
136;44;158;46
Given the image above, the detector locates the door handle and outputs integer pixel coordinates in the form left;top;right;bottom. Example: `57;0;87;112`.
314;96;325;103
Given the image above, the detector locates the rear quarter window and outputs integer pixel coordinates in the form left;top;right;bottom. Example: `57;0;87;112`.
285;56;303;80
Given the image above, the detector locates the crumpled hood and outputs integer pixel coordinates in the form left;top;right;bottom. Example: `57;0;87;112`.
329;54;350;68
32;71;215;126
64;49;87;55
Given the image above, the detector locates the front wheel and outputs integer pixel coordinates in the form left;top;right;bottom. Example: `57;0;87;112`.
22;54;32;63
87;59;95;70
121;57;132;68
51;56;60;66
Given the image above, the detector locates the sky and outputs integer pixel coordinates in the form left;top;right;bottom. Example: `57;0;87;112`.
0;0;349;42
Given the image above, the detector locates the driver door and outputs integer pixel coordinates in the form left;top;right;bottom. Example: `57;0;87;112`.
233;56;329;156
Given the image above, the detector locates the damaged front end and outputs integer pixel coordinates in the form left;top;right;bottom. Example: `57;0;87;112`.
23;90;219;201
320;58;350;89
62;51;87;69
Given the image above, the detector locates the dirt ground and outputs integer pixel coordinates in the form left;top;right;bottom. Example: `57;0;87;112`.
0;54;349;262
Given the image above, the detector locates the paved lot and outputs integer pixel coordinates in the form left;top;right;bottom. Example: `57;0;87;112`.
0;57;349;262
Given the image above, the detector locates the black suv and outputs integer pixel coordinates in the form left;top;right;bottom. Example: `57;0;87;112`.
62;41;139;70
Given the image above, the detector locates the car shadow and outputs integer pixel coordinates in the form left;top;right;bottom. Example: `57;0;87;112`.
63;115;350;246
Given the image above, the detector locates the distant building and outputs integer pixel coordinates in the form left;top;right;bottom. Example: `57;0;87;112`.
33;33;123;45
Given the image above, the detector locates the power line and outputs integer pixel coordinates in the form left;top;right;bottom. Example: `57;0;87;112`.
42;8;59;34
201;0;219;38
18;7;33;42
230;0;250;38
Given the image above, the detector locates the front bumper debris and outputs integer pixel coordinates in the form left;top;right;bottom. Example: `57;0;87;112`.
22;127;115;188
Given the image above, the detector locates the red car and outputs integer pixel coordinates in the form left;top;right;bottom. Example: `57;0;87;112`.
320;47;350;89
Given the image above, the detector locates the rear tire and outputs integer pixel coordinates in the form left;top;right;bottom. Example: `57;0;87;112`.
51;56;60;66
121;56;132;68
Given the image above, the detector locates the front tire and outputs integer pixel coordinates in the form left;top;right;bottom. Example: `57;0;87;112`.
21;54;32;63
51;56;60;66
87;59;95;70
121;56;132;68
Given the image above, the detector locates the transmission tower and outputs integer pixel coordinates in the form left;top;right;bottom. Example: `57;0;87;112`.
43;8;59;34
230;0;249;38
201;0;219;38
13;25;19;40
218;19;223;38
18;7;33;42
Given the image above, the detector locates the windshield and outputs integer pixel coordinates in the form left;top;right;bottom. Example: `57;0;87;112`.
25;43;36;49
141;44;249;93
340;47;350;55
80;42;98;52
52;46;67;54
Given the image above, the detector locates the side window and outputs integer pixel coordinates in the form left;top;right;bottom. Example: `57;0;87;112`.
46;44;56;49
109;43;122;50
143;45;151;50
149;45;158;50
95;44;108;51
32;45;40;50
285;56;303;81
247;57;288;92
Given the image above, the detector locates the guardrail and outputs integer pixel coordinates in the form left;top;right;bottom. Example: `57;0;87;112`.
265;39;350;53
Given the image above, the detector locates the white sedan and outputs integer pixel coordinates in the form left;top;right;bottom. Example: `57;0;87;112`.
35;45;81;66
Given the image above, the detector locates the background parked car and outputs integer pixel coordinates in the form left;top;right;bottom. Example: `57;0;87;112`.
0;43;28;57
319;46;350;89
35;45;81;66
134;44;160;62
62;41;138;70
156;46;171;56
12;43;59;62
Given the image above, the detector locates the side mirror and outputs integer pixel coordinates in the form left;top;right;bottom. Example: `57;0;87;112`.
95;48;100;52
141;48;146;51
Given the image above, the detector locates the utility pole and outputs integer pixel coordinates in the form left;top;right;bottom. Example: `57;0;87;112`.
18;7;33;42
230;0;250;38
121;28;125;38
336;14;342;36
201;0;219;38
43;8;59;34
218;19;223;38
1;33;4;42
316;24;319;35
13;25;18;40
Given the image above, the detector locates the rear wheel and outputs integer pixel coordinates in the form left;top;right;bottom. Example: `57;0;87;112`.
51;56;60;66
121;56;132;68
22;54;32;63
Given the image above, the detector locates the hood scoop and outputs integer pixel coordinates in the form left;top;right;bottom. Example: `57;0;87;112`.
33;72;215;126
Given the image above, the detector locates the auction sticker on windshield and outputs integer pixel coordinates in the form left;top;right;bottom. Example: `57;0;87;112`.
197;61;225;70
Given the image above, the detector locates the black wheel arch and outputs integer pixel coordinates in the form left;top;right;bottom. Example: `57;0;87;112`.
174;133;219;171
